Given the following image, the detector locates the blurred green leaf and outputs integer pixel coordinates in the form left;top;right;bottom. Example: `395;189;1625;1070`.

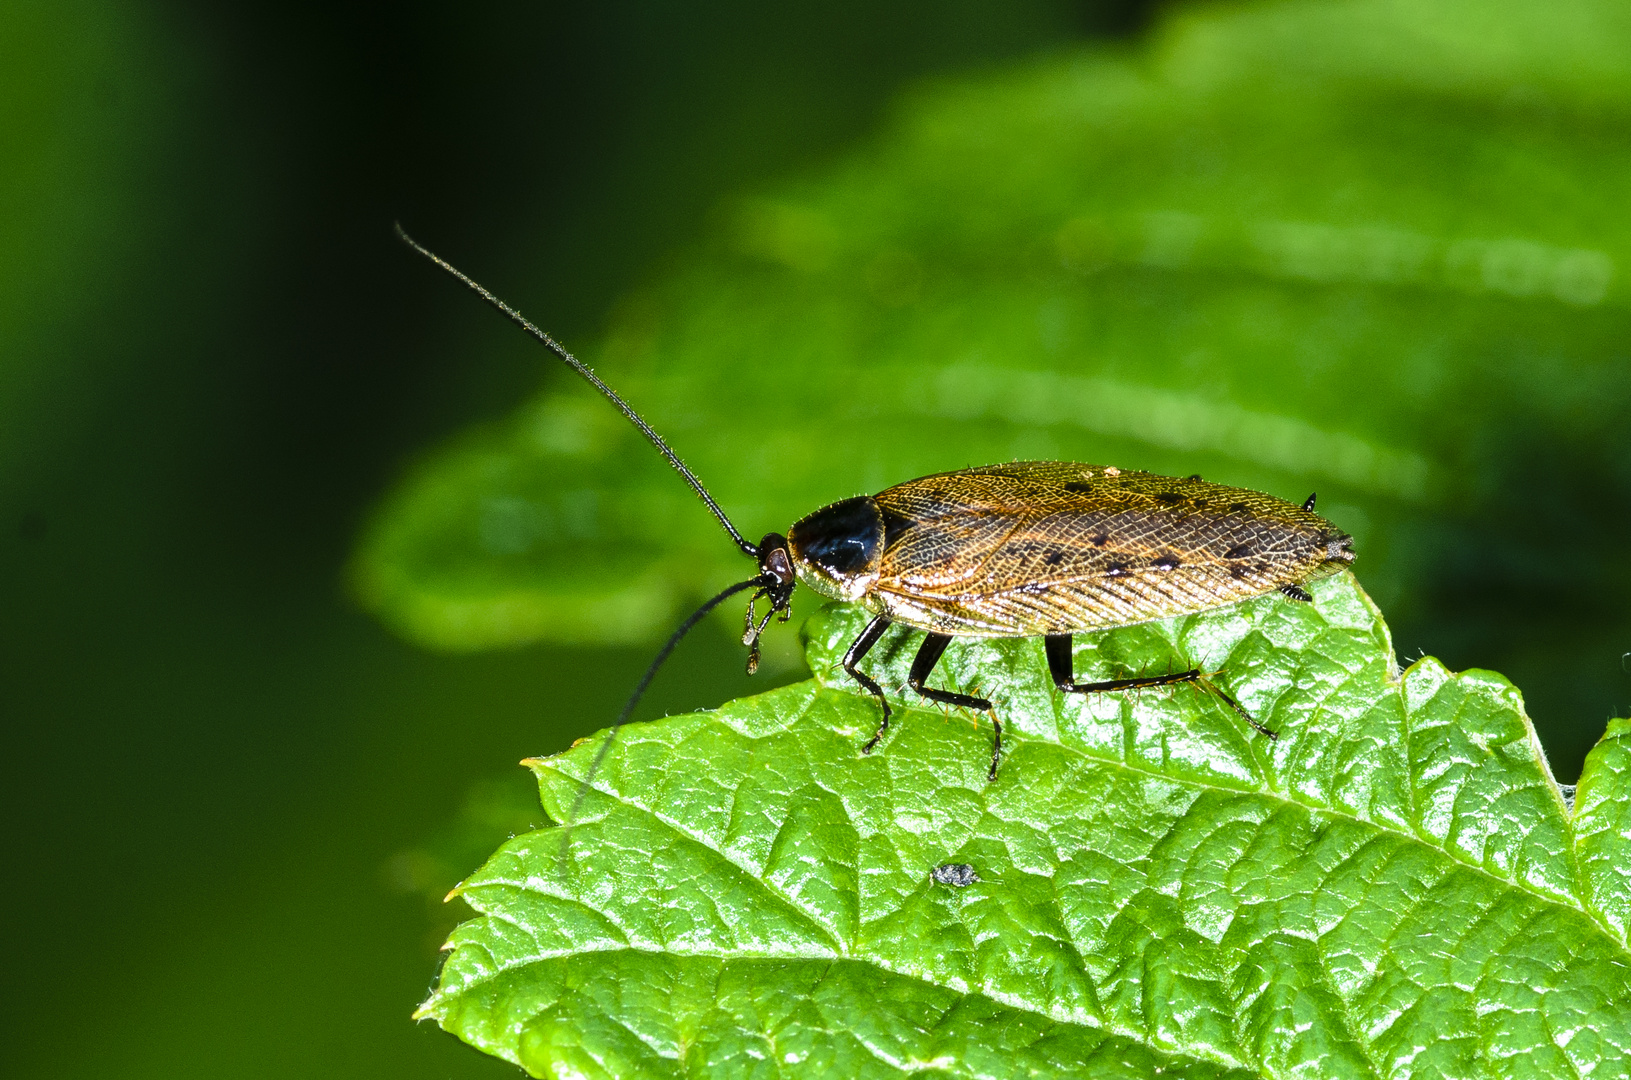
356;0;1631;655
420;572;1631;1078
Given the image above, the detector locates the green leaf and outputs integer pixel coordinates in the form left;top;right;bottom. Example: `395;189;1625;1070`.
419;572;1631;1078
354;0;1631;653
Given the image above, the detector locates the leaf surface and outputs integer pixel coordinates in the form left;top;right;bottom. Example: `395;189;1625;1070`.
420;573;1631;1078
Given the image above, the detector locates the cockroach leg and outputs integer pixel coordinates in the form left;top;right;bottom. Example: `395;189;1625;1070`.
907;634;995;712
1198;677;1278;740
1044;633;1203;694
905;633;1002;779
985;708;1002;782
844;614;894;753
741;588;768;673
1044;633;1276;739
742;604;777;674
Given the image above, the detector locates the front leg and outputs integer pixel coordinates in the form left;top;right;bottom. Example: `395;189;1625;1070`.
907;634;1002;781
844;614;893;754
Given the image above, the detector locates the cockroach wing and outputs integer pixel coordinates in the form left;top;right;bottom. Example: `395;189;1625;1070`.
870;461;1349;637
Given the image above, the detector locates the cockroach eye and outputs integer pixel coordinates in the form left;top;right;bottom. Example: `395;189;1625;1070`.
761;541;794;585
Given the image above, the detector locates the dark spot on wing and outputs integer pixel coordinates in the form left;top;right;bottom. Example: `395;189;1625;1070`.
1224;543;1254;559
1229;565;1248;580
1151;554;1181;571
1104;562;1131;578
1044;550;1065;566
1063;481;1094;493
1228;502;1250;514
1090;532;1110;547
1152;491;1185;505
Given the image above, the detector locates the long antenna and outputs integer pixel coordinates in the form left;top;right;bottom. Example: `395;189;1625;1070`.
558;574;767;853
395;223;759;557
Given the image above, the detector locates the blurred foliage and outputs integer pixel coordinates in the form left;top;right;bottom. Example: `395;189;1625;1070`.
7;3;1122;1077
356;0;1631;792
425;574;1631;1078
0;0;168;476
384;773;545;948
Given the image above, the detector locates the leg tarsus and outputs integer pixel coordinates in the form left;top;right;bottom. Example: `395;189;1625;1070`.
987;709;1003;782
1199;676;1277;739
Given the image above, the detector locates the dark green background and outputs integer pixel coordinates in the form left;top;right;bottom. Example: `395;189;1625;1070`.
0;1;1150;1076
4;1;1626;1077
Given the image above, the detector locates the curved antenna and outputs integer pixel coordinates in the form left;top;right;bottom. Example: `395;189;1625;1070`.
395;223;759;557
557;574;767;856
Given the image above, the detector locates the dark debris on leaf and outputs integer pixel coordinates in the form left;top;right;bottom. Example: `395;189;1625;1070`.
931;863;981;887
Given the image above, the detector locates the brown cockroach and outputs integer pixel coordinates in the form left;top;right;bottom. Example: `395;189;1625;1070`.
397;226;1355;783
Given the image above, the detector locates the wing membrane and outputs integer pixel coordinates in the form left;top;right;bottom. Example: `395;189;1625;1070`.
871;462;1335;636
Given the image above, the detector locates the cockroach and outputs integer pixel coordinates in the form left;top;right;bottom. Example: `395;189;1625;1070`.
396;226;1356;786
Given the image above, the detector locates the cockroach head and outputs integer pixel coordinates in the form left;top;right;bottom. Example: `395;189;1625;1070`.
741;533;796;674
755;533;796;609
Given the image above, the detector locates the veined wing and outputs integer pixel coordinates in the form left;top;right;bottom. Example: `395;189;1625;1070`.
871;461;1341;636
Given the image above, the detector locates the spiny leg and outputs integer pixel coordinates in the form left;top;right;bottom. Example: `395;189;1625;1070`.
1044;633;1204;694
1043;633;1277;740
1198;678;1277;740
845;614;893;754
908;633;1003;781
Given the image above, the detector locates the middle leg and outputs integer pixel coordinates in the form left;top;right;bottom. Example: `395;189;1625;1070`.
908;634;1002;781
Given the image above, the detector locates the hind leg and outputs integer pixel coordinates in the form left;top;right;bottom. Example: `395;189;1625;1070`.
1043;634;1275;739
